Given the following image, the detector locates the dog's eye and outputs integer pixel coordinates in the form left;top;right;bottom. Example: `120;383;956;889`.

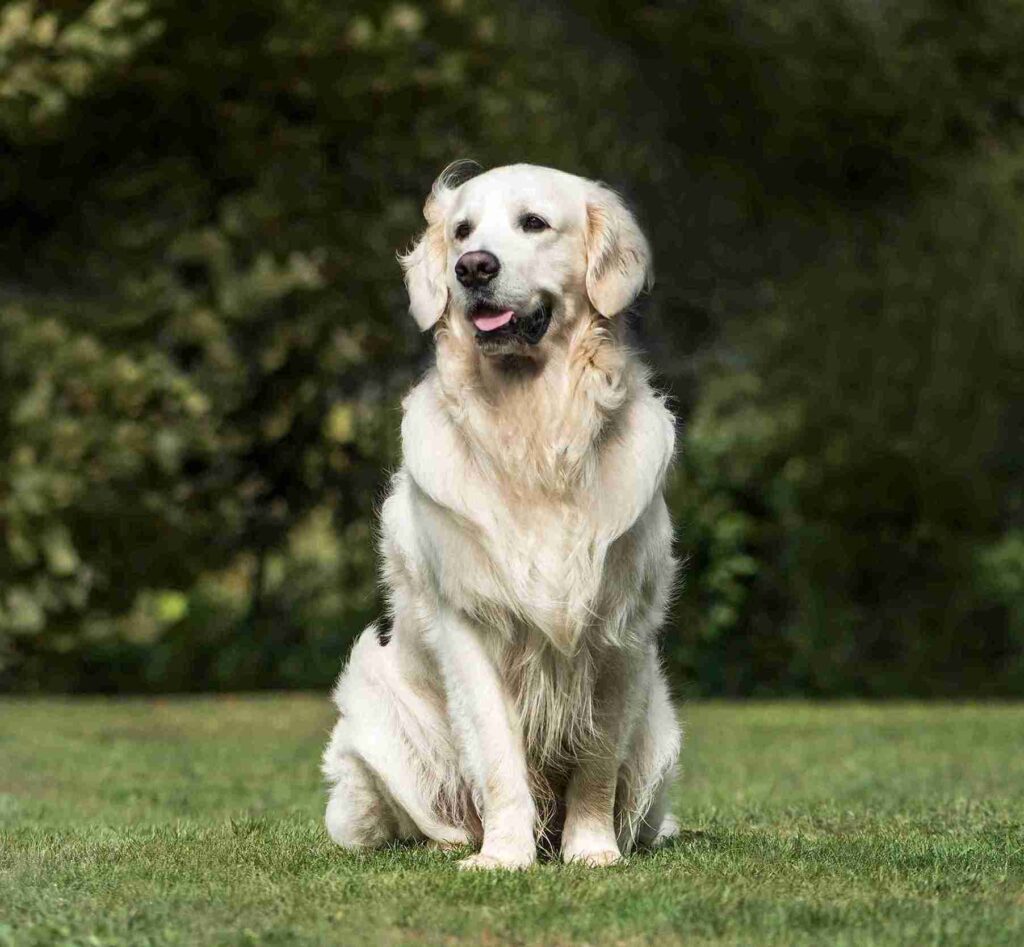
520;214;549;233
454;221;472;241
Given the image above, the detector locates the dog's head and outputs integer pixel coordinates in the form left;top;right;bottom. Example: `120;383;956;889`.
399;163;652;357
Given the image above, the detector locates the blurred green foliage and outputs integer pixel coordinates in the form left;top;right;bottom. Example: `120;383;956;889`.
1;0;1021;694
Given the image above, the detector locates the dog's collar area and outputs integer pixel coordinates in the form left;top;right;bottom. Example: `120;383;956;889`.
469;301;552;347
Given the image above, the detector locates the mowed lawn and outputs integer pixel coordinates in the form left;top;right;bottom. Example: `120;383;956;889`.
0;698;1021;946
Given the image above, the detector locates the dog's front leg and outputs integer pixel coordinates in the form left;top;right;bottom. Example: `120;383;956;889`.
561;654;641;866
434;607;536;871
562;759;622;866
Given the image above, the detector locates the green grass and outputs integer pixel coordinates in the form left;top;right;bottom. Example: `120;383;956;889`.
0;698;1021;946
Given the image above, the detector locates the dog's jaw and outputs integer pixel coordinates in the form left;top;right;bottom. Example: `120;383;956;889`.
466;300;553;356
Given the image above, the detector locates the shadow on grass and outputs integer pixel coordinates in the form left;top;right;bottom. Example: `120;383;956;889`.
347;826;721;867
541;812;723;861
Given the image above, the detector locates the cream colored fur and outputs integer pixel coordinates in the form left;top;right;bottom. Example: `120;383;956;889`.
323;163;681;869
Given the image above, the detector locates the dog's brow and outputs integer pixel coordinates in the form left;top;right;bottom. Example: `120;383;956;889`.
514;200;556;223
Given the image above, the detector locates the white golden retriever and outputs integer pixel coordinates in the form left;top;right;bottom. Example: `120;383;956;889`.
322;163;680;869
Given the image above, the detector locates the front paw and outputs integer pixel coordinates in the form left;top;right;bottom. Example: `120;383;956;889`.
562;844;622;867
426;828;474;851
457;849;535;871
562;822;623;866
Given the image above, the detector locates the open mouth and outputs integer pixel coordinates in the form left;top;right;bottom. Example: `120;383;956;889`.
471;306;515;333
469;301;552;347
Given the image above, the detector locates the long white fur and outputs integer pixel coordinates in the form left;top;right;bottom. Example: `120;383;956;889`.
323;163;682;869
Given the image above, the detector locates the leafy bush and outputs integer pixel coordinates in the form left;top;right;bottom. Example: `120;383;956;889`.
0;0;648;688
1;0;1021;694
668;160;1024;695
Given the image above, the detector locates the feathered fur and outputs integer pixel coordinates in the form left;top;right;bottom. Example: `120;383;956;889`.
323;164;681;869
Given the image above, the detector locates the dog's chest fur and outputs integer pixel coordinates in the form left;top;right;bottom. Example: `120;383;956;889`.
400;360;674;656
469;493;619;649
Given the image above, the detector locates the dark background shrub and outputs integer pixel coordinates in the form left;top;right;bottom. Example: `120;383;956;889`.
1;0;1021;695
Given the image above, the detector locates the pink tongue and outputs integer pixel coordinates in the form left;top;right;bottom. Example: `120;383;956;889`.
472;309;515;332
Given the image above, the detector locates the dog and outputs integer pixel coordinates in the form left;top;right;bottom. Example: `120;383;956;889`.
322;163;681;869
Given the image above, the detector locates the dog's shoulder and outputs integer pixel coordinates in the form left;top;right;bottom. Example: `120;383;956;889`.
625;380;676;461
594;379;676;538
401;372;456;475
398;371;486;516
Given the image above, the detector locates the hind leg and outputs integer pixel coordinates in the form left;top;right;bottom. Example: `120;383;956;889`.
635;770;680;848
324;626;475;851
324;752;412;849
616;655;682;852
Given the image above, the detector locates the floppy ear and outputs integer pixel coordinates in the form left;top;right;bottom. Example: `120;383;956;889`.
585;185;653;317
398;193;449;331
399;161;480;331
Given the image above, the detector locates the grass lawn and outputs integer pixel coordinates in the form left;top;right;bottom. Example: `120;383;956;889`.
0;697;1021;946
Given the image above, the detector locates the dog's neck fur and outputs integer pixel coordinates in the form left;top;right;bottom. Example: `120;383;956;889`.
435;308;636;495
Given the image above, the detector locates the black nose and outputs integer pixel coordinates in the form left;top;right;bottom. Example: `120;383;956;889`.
455;250;500;288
